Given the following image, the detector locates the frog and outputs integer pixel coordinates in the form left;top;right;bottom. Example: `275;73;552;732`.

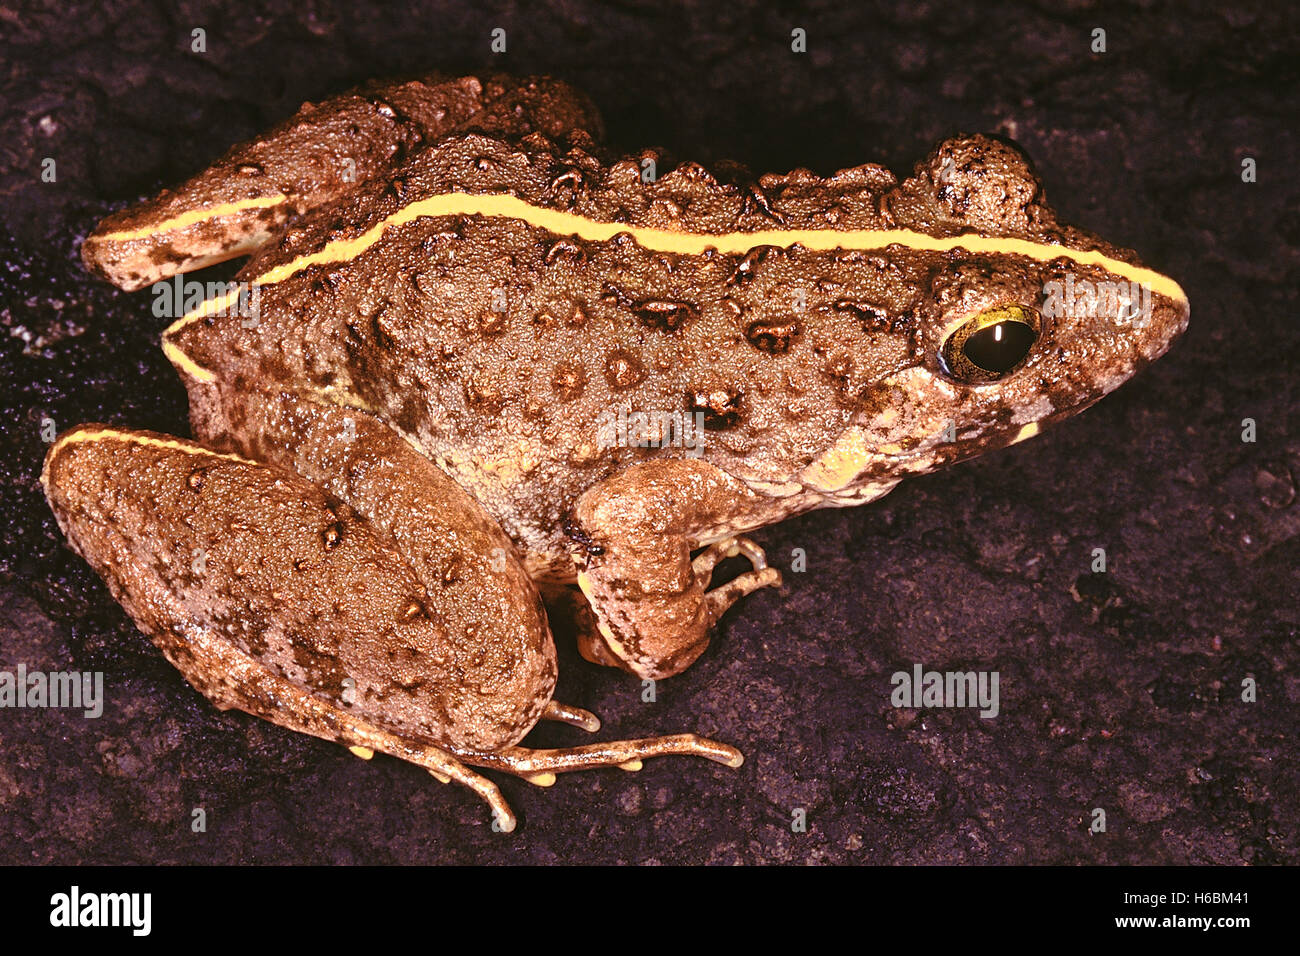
43;73;1190;829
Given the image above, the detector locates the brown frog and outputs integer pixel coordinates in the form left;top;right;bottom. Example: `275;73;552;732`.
44;73;1190;828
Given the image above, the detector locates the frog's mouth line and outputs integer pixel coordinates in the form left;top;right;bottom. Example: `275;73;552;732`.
159;192;1190;384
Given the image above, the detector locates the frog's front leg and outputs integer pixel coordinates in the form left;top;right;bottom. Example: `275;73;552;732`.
82;73;602;290
566;459;784;680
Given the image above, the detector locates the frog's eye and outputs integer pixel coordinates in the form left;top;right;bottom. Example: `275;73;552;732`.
939;304;1041;384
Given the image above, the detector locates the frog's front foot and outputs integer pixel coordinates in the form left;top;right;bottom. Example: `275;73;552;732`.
568;460;784;680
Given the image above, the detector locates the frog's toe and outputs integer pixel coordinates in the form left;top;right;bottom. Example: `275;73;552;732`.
704;566;783;622
541;700;601;732
691;535;770;577
693;536;783;623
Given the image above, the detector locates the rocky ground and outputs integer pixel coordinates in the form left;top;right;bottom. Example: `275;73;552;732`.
0;0;1295;864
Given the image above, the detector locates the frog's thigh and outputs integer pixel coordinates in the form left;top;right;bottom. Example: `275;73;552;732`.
41;426;522;829
567;458;782;680
200;384;559;748
82;74;602;291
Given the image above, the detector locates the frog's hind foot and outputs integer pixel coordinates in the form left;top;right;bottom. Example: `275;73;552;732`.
456;732;744;779
346;731;517;832
692;536;783;622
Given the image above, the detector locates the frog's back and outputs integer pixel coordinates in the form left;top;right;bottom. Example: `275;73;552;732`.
168;132;929;562
168;128;1185;576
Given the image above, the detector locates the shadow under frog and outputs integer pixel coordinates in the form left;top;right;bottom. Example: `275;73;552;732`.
45;73;1189;828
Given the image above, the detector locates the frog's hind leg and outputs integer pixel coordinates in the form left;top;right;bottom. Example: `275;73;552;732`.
41;425;528;830
82;74;603;291
204;391;750;779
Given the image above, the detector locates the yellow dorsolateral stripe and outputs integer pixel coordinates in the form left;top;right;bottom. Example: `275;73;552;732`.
249;192;1190;301
45;427;259;468
162;191;1190;384
98;195;287;241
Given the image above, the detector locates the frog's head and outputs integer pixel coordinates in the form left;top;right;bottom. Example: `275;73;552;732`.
844;134;1190;481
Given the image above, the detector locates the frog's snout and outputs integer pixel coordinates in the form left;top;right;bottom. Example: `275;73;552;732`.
1122;285;1190;375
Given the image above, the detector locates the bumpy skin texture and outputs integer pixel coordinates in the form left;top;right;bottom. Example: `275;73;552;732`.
159;93;1186;674
171;130;1187;568
42;425;555;754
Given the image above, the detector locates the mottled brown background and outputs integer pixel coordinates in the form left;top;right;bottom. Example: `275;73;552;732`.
0;0;1295;864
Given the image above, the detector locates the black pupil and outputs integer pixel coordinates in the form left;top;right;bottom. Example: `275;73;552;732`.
962;320;1037;373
